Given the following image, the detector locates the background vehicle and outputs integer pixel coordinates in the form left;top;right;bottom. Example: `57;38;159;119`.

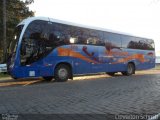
0;64;7;73
7;17;155;82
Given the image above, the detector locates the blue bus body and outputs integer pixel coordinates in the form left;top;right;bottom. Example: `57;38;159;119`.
7;17;155;81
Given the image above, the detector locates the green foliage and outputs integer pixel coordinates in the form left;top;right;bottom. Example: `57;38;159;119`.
0;0;34;63
155;64;160;70
0;73;10;78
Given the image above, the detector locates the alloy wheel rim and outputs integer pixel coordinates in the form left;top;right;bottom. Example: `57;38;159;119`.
128;64;133;74
58;68;68;79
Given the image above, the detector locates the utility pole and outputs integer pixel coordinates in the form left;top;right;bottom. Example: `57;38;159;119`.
3;0;7;63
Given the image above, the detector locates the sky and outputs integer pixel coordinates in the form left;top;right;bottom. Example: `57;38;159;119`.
28;0;160;56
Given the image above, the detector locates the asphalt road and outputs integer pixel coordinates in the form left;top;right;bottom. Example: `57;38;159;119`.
0;70;160;120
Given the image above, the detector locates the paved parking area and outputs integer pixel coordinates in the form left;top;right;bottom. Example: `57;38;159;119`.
0;70;160;120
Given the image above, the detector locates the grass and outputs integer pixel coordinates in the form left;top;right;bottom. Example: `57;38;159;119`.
0;73;10;78
154;64;160;70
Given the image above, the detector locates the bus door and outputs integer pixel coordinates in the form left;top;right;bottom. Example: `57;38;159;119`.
107;49;125;72
20;38;41;77
105;33;124;72
87;31;107;73
20;20;50;77
90;46;107;73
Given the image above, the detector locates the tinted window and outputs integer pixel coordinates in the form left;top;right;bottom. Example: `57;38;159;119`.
121;35;135;48
21;20;51;65
86;30;105;46
49;23;70;47
141;39;154;50
127;37;138;49
146;39;155;50
9;25;24;55
68;27;105;46
127;37;155;50
69;26;88;44
138;38;148;50
104;33;121;48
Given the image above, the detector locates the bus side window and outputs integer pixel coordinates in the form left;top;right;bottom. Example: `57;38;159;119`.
86;30;105;46
104;32;121;51
68;26;87;45
108;33;122;49
121;35;135;48
49;22;69;47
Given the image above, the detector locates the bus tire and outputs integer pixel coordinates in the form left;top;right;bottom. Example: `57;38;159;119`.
12;77;17;80
106;72;115;76
122;63;135;76
54;64;70;82
43;76;53;81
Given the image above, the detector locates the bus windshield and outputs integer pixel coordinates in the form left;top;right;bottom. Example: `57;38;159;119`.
9;25;24;55
20;20;54;65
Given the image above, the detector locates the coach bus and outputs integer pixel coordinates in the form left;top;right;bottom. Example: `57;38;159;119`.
7;17;155;82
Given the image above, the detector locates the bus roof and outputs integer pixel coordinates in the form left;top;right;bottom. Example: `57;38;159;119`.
18;17;152;40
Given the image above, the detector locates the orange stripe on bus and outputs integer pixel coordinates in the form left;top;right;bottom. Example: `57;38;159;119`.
57;47;99;64
112;54;148;64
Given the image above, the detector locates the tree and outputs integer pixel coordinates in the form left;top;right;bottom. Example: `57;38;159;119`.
2;0;7;63
25;0;34;4
0;0;34;63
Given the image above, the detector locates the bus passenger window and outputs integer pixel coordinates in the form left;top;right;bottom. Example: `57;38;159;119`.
86;30;105;46
104;32;121;50
49;23;70;47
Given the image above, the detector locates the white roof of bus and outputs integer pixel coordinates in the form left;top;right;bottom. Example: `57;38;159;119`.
18;17;151;39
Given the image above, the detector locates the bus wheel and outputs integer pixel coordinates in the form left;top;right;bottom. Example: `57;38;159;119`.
43;76;53;81
106;72;115;76
122;63;135;76
54;64;70;82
